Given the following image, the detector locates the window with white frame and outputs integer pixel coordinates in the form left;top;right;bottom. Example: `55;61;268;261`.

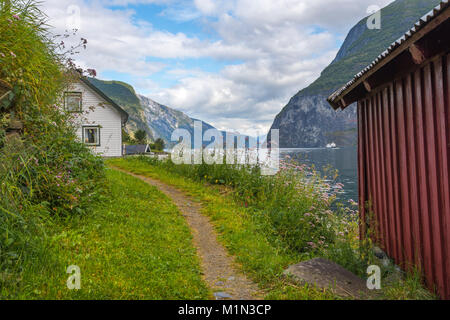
64;92;82;112
82;126;100;146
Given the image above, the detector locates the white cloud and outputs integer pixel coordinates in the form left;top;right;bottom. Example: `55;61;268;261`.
42;0;395;136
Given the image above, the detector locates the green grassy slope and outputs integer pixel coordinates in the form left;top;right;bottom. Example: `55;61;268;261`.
2;169;209;299
300;0;442;96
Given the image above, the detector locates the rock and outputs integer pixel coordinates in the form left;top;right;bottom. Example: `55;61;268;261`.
214;292;233;300
373;246;388;260
284;258;373;299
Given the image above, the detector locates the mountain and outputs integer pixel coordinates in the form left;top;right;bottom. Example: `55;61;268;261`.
87;78;217;147
268;0;442;148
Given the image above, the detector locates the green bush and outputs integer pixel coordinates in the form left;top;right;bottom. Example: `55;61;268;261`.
0;0;106;288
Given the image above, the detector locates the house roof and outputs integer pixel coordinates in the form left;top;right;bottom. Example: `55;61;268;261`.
124;144;151;155
328;0;450;110
79;77;129;125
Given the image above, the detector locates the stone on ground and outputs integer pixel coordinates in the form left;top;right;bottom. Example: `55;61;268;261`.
284;258;372;299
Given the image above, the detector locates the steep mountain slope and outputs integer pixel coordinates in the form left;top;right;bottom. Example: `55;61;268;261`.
88;78;156;141
269;0;441;148
138;94;216;147
88;78;216;147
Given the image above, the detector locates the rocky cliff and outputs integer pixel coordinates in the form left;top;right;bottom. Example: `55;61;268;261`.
268;0;441;148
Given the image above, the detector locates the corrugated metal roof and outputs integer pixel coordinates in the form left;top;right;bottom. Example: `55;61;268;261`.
125;144;151;155
328;0;449;105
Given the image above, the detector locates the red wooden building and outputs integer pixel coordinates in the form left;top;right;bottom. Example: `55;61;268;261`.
328;1;450;299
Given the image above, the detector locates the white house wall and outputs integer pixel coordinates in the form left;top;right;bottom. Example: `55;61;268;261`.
69;81;123;157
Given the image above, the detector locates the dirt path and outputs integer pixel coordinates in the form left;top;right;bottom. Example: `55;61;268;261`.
112;167;262;300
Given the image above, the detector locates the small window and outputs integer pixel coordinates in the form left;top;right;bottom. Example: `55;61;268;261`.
82;126;100;146
64;92;82;112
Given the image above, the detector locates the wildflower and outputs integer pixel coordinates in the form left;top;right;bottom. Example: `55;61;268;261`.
10;51;16;58
0;52;4;58
87;69;97;77
307;242;317;249
304;212;311;217
12;14;20;20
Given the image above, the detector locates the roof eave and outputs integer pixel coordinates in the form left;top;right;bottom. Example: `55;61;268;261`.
79;77;129;125
328;0;450;110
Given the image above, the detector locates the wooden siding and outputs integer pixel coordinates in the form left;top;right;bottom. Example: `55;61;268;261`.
68;81;123;157
358;53;450;299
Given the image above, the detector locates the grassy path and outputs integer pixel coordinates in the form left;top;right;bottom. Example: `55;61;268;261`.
112;166;263;300
106;158;437;300
4;169;209;299
107;158;339;300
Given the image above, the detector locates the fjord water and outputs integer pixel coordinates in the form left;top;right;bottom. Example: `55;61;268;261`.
280;147;358;204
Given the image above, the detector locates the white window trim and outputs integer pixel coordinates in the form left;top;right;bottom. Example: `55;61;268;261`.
64;92;83;113
82;125;101;146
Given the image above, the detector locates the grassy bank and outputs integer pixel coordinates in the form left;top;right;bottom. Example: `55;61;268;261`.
2;169;209;299
108;157;338;299
108;157;436;300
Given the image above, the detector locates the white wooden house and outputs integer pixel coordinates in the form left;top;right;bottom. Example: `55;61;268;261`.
64;77;128;157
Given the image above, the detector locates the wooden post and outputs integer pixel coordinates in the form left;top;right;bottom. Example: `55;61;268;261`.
409;44;426;65
363;80;372;93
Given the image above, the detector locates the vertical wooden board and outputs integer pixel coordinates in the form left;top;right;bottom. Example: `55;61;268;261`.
413;67;434;289
389;83;404;264
423;63;446;296
374;91;389;252
433;57;450;298
396;77;414;266
368;96;381;242
357;102;367;239
363;98;373;231
371;93;383;245
447;54;450;173
445;54;450;298
382;87;398;261
404;72;423;267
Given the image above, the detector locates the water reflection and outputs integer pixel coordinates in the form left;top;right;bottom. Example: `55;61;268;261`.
280;147;358;204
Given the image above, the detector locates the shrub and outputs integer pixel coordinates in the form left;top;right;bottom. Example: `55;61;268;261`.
135;155;356;255
0;0;106;287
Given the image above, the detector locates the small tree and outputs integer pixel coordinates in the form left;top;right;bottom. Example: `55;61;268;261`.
153;138;165;151
134;129;147;144
122;128;132;144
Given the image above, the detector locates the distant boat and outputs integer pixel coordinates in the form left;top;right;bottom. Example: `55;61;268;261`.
326;142;337;149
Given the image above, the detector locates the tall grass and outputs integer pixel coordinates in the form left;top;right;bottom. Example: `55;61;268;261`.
112;157;436;299
133;156;372;272
0;0;106;294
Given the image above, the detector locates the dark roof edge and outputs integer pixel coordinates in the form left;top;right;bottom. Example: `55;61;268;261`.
328;0;450;110
79;77;129;124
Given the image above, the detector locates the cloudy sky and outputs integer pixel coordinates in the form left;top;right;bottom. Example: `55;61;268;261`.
42;0;393;136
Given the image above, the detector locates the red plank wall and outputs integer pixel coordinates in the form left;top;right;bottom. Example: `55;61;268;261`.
357;53;450;299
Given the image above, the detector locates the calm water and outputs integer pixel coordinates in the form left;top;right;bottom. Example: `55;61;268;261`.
280;147;358;204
